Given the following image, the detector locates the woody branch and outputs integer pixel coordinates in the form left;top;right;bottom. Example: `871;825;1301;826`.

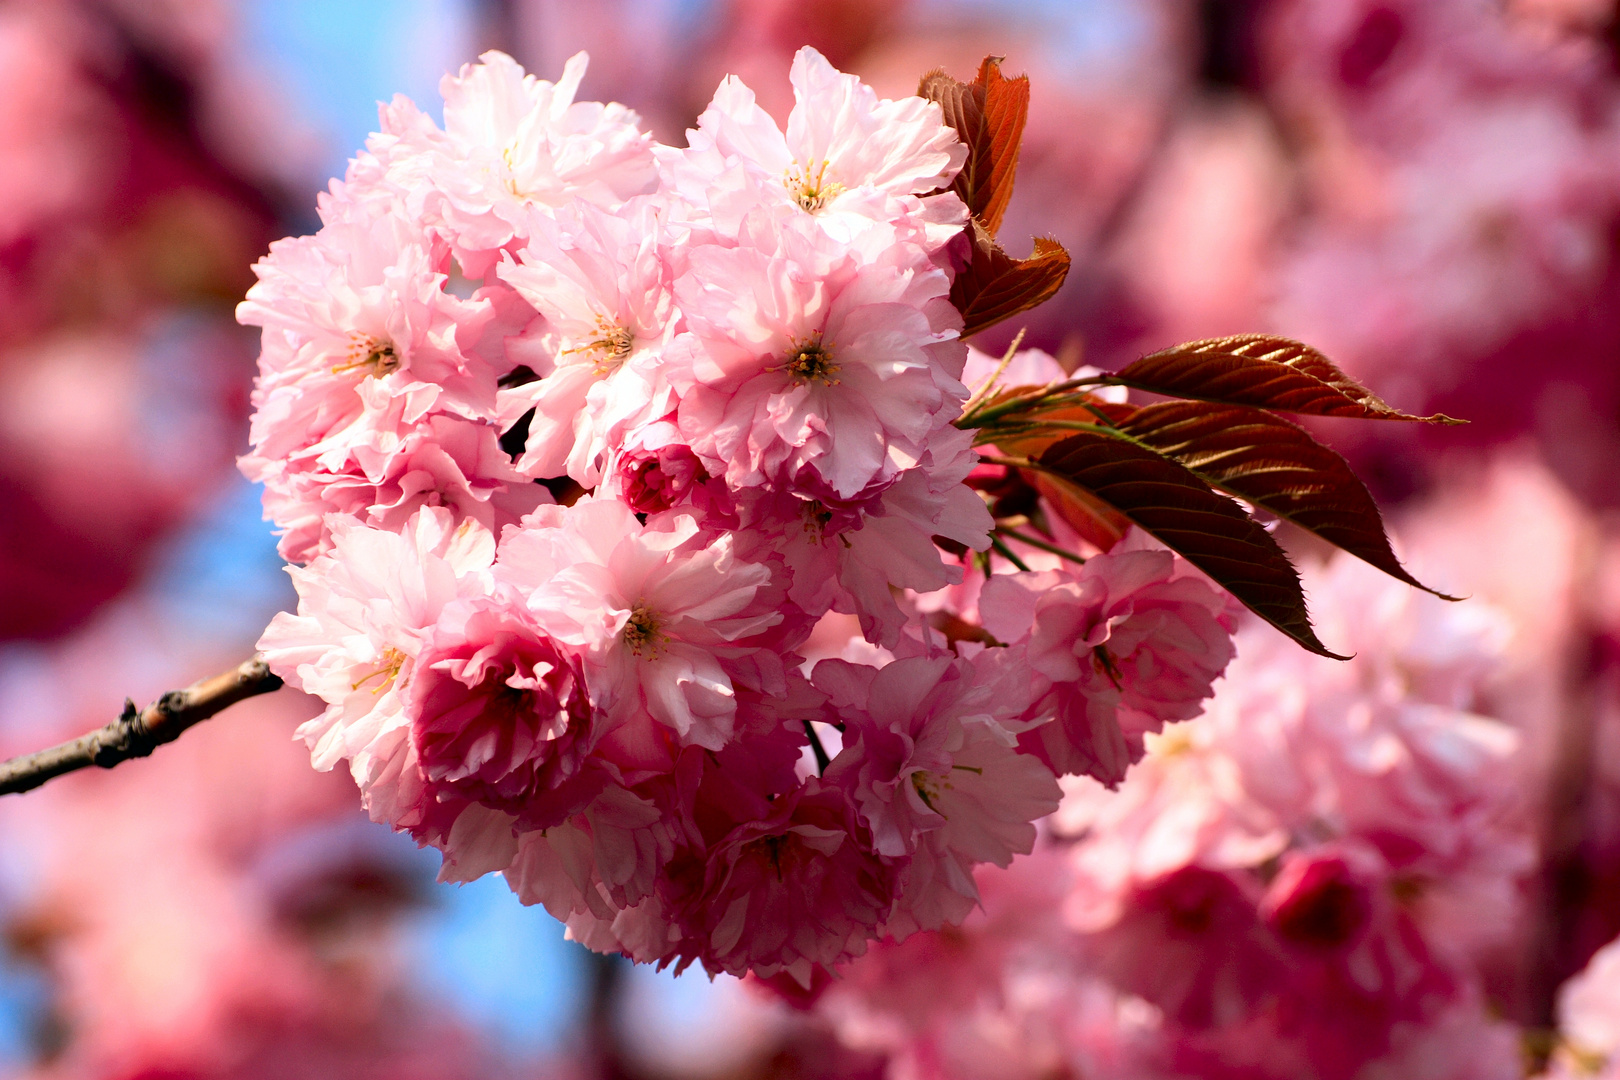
0;655;283;796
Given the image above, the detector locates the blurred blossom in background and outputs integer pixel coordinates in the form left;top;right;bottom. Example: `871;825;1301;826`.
4;0;1620;1077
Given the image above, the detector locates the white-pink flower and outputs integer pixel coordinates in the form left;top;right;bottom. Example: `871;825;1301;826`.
251;412;545;564
430;51;656;275
256;508;494;824
670;215;965;500
238;202;500;471
657;46;967;250
495;495;785;749
495;197;676;484
981;543;1239;784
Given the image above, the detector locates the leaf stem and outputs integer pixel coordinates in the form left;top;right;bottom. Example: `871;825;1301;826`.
994;526;1086;565
958;375;1110;428
990;536;1033;572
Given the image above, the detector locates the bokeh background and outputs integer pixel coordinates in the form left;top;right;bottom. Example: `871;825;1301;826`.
2;0;1619;1077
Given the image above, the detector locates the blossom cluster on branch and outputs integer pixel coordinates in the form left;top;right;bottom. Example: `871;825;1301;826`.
243;48;1241;986
820;552;1534;1079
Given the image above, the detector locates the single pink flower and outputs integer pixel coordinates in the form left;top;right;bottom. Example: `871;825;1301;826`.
669;215;965;501
659;778;898;986
981;544;1238;784
250;412;546;564
1087;865;1285;1030
819;653;1061;936
238;202;501;481
657;46;967;251
495;495;785;748
257;508;494;827
495;196;677;484
430;50;657;275
408;595;594;821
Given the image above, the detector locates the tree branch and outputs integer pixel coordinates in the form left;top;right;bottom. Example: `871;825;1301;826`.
0;656;283;797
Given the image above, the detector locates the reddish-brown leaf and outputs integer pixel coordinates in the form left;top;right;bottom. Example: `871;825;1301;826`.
1030;474;1131;550
952;222;1070;337
1035;431;1346;658
1113;403;1458;599
918;57;1029;236
972;397;1132;549
1108;335;1463;423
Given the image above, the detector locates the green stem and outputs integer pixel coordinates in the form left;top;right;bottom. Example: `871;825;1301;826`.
995;526;1087;565
958;377;1111;428
990;536;1032;572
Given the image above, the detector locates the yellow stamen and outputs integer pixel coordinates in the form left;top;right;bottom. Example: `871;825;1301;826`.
502;146;529;200
561;316;635;374
785;160;845;213
781;334;840;386
801;501;836;542
912;770;953;814
621;603;664;657
330;332;400;377
351;648;406;694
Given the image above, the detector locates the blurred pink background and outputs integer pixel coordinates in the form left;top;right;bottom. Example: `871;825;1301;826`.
3;0;1620;1077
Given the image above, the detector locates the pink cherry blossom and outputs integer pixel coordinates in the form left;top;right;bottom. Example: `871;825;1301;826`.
767;424;993;646
669;214;966;501
503;782;670;917
818;654;1061;933
256;508;494;826
981;542;1239;785
659;777;898;986
657;45;967;250
495;495;788;749
251;412;546;564
612;419;724;516
237;201;501;480
427;50;657;275
407;594;593;824
495;196;676;484
1087;864;1284;1030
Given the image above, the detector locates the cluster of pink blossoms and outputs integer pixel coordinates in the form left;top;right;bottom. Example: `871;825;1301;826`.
820;553;1533;1080
245;48;1240;985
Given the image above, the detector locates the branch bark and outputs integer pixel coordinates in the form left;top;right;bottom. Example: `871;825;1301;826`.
0;655;283;797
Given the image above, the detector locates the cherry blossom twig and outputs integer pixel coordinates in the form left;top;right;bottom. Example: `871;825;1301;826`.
0;656;283;797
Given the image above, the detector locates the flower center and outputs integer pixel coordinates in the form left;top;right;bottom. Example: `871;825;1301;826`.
561;316;635;374
351;647;406;694
753;833;790;881
911;770;947;811
331;333;400;378
785;160;844;213
1091;644;1124;690
782;335;840;386
502;145;532;200
620;602;664;657
911;764;982;813
801;500;836;541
